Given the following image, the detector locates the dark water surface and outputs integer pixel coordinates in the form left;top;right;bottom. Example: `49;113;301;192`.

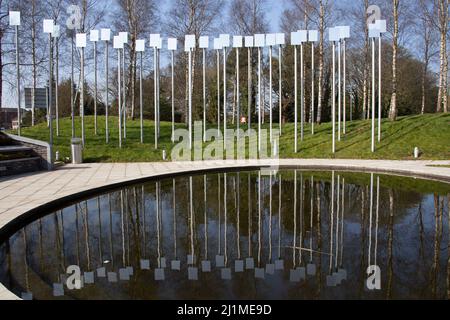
0;169;449;300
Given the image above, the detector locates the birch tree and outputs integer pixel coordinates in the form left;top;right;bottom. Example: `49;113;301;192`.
388;0;399;121
436;0;448;113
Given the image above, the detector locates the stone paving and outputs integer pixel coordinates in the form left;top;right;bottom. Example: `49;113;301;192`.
0;158;450;299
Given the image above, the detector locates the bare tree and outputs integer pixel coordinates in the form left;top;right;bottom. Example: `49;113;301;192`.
388;0;399;121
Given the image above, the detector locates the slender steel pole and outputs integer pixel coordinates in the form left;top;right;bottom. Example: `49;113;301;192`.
71;34;75;138
189;49;193;151
378;36;382;142
332;41;336;154
279;45;282;135
157;49;160;138
118;49;122;148
122;48;126;140
203;48;206;142
105;41;109;144
248;47;252;130
236;47;240;143
371;38;376;153
171;50;175;143
300;43;304;141
55;39;59;137
217;50;220;136
223;47;227;151
258;47;261;154
47;35;53;158
94;41;98;135
311;42;315;135
269;45;273;143
15;25;21;136
338;39;342;141
139;51;143;144
81;47;85;147
154;47;158;149
343;39;347;135
294;45;298;153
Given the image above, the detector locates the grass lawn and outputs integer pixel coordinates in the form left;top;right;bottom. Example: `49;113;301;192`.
7;113;450;163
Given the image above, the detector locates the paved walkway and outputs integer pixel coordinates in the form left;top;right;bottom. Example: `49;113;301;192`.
0;158;450;299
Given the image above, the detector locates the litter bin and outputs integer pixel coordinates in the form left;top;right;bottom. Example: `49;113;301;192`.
71;138;83;164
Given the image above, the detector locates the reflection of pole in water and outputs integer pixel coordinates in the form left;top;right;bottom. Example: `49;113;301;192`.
216;174;225;268
171;179;181;271
374;176;379;266
201;175;211;272
266;173;275;274
327;171;335;286
368;173;374;268
293;170;298;268
335;175;340;271
255;171;264;279
235;173;244;272
21;227;32;299
121;191;126;268
307;176;316;276
75;205;81;267
221;173;231;279
83;202;91;271
246;173;254;269
188;176;198;280
97;197;103;265
339;178;346;279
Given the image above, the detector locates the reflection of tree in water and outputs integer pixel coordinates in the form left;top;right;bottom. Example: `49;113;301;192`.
0;170;449;300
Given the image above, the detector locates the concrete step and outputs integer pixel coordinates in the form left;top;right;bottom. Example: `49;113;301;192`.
0;157;42;177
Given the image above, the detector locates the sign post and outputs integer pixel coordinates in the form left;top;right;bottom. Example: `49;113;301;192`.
245;36;254;131
233;35;243;144
308;30;319;135
53;25;60;137
214;38;222;136
150;34;162;149
298;30;307;141
113;35;124;148
10;11;21;136
168;38;177;143
220;34;230;150
101;28;111;143
185;35;196;151
276;33;285;135
90;30;99;135
369;24;380;153
376;19;387;142
43;19;54;162
254;34;265;154
291;31;302;153
266;34;276;143
119;32;128;139
199;36;209;142
136;39;145;144
329;27;339;154
76;33;87;147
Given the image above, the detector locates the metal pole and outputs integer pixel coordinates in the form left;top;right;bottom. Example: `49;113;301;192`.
157;49;160;138
48;34;53;164
217;50;220;136
223;47;227;151
171;50;175;143
248;47;251;130
81;47;85;147
105;41;109;144
300;43;304;142
94;41;98;135
15;25;21;136
154;47;157;149
203;48;206;142
269;45;273;143
294;45;298;153
122;48;126;140
378;36;382;142
311;42;315;135
118;49;122;148
343;39;347;135
189;49;192;151
140;51;143;144
236;47;240;143
279;45;282;135
332;41;336;154
258;47;261;154
71;34;75;138
55;39;59;137
371;38;376;153
338;39;341;141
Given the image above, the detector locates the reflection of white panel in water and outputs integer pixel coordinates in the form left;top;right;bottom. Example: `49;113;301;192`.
140;259;150;270
84;271;95;284
127;266;134;276
216;255;225;268
297;266;306;280
97;267;106;277
53;283;64;297
245;257;254;270
108;272;118;283
235;260;244;273
266;263;275;275
188;267;198;281
221;268;232;280
255;268;265;279
338;268;347;281
154;268;165;281
307;263;316;276
119;268;130;281
201;260;211;272
275;259;284;270
171;260;181;271
326;274;336;287
289;269;300;282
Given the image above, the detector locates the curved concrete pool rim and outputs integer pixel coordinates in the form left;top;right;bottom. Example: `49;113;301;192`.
0;159;450;300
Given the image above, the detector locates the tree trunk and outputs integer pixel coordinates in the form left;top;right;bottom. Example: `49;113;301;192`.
316;0;324;124
363;0;369;120
388;0;399;121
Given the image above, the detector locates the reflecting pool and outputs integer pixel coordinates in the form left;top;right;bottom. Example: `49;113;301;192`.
0;169;449;300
